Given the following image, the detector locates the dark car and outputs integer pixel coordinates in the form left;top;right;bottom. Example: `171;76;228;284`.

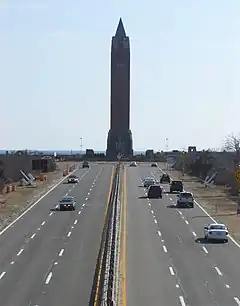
148;185;162;199
58;196;76;211
67;175;79;184
82;161;89;168
170;180;183;193
160;174;170;184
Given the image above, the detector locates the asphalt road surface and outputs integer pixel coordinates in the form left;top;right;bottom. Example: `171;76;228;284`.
0;163;113;306
124;163;240;306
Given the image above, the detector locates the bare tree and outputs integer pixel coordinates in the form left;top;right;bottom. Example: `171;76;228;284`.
224;133;240;169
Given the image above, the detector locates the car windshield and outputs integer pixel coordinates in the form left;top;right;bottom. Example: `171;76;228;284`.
60;197;74;203
69;175;76;178
172;181;182;185
210;225;226;230
180;193;192;198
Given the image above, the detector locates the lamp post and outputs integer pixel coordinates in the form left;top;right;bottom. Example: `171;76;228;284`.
80;138;83;156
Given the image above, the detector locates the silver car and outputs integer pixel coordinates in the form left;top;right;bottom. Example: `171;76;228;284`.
143;178;156;188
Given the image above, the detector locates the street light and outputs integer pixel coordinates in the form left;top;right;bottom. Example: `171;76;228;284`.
80;138;83;156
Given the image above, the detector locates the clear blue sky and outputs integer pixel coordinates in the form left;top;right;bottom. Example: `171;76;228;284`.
1;0;240;152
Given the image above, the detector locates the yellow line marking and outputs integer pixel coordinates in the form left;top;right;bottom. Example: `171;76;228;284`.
94;166;115;306
122;166;127;306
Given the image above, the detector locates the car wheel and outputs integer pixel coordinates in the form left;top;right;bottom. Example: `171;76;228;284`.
72;207;75;211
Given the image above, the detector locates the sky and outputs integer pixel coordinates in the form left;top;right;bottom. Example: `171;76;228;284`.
1;0;240;152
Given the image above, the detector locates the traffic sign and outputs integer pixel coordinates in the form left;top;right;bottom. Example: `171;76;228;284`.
235;170;240;181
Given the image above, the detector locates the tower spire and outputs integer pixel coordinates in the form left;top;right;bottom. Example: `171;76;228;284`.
115;18;126;37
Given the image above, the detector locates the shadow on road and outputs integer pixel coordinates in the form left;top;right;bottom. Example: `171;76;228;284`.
195;237;227;244
50;207;60;211
138;196;148;199
167;204;191;209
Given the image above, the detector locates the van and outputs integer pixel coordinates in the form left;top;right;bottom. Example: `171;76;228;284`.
148;185;162;199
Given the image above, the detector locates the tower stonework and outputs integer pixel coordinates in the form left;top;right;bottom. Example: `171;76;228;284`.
106;18;133;159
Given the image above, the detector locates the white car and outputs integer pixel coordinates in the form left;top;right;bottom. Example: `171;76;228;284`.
143;178;155;188
177;192;194;208
204;223;228;242
130;161;137;167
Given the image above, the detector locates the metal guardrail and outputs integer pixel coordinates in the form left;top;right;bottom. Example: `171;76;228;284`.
90;164;121;306
101;164;120;305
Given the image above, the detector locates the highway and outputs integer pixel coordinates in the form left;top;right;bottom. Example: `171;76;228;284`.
124;163;240;306
0;163;113;306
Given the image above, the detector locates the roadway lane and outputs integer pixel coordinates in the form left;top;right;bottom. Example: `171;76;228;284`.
136;163;240;305
124;165;180;306
0;163;113;306
32;164;113;306
0;165;90;271
155;163;240;301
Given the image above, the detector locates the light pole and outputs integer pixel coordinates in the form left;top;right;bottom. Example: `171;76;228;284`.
165;138;169;170
80;138;83;156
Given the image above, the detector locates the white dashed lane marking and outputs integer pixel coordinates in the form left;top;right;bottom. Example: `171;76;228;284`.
45;272;53;285
185;220;189;225
67;231;72;237
214;266;223;276
179;296;186;306
192;231;197;237
41;221;46;226
82;203;85;207
31;233;36;239
0;272;6;280
74;220;78;225
158;230;161;236
202;246;208;254
169;266;175;275
151;210;154;214
59;249;64;257
10;261;14;265
225;284;230;288
17;249;24;256
78;211;81;215
163;245;168;253
154;219;157;224
49;212;53;216
234;297;240;305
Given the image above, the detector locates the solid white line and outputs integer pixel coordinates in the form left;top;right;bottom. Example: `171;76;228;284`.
192;231;197;237
41;221;46;226
202;246;208;254
59;249;64;256
0;169;78;237
74;220;78;225
179;296;186;306
78;211;81;215
214;266;223;276
67;231;72;237
17;248;24;256
154;219;157;224
185;220;189;225
31;233;36;239
45;272;52;284
234;297;240;305
169;266;175;275
163;245;167;252
0;272;6;280
158;230;162;236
